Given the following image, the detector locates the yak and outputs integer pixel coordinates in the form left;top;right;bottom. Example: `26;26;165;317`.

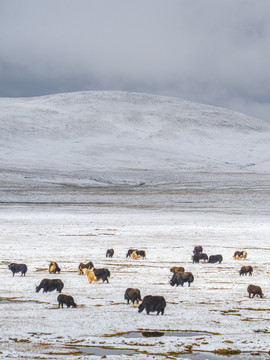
208;254;223;264
36;279;64;293
247;284;264;298
106;249;114;258
124;288;142;304
170;266;185;274
234;251;247;260
240;265;253;276
78;261;94;275
57;294;77;308
8;263;27;277
192;253;208;263
138;295;166;315
193;245;203;254
49;261;61;274
170;271;194;287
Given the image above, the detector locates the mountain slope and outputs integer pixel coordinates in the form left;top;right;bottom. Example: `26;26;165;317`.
0;91;270;178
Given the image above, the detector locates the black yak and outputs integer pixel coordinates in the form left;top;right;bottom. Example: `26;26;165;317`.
192;253;208;263
193;246;203;254
240;265;253;276
8;263;27;277
124;288;142;304
57;294;77;308
170;271;194;287
247;284;264;298
208;254;223;264
106;249;114;258
36;279;64;293
138;295;166;315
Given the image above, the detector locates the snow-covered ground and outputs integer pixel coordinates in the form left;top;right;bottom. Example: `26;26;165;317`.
0;92;270;359
1;210;270;359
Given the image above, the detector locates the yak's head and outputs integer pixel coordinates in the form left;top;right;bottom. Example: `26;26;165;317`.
138;301;145;312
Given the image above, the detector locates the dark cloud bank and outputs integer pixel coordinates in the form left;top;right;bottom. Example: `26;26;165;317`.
1;0;270;121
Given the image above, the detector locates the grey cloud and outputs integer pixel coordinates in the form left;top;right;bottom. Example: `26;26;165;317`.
1;0;270;121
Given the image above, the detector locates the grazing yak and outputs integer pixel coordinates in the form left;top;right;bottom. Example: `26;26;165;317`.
57;294;77;308
170;271;194;287
208;254;223;264
192;253;208;263
247;284;264;298
234;251;247;260
8;263;27;277
124;288;142;304
49;261;61;274
193;245;203;254
240;265;253;276
78;261;94;275
106;249;114;258
36;279;64;293
138;295;166;315
170;266;185;274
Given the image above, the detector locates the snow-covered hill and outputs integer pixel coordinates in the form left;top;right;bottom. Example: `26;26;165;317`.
1;91;270;178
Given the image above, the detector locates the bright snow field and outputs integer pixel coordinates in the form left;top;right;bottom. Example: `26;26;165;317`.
0;210;270;360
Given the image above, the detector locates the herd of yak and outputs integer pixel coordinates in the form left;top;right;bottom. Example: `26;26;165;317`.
7;246;264;315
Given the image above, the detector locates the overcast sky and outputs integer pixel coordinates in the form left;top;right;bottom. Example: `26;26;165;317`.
1;0;270;121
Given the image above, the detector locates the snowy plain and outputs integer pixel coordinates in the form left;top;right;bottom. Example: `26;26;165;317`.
0;92;270;359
